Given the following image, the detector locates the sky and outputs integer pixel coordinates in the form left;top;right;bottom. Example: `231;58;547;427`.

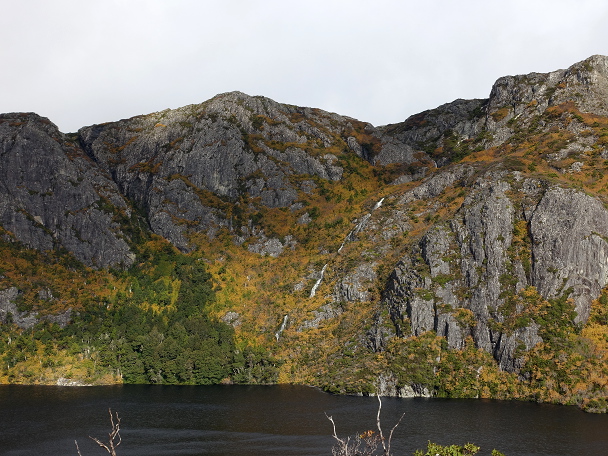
2;0;608;133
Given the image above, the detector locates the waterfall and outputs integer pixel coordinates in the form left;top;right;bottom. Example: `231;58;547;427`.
373;197;385;210
275;315;289;341
309;264;328;298
337;231;353;253
338;197;384;254
352;213;372;236
312;197;385;296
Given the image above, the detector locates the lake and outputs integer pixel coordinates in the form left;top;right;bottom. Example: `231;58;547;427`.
1;384;607;455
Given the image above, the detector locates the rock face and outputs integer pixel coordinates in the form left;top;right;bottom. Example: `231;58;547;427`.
0;287;36;329
487;54;608;119
379;55;608;165
377;98;487;166
78;92;402;250
0;92;423;264
530;187;608;323
333;262;377;303
0;286;71;329
370;169;608;371
0;113;134;268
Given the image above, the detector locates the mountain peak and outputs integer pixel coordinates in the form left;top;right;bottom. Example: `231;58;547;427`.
487;54;608;117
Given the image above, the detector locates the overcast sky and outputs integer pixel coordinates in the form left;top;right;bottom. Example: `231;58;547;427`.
2;0;608;133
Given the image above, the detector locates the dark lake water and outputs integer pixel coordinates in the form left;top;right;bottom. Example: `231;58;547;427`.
1;384;607;455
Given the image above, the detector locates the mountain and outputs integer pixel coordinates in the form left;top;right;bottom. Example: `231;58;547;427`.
2;55;608;412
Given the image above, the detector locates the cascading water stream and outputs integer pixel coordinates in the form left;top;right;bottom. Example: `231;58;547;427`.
311;197;384;296
275;315;289;341
309;264;328;298
373;197;384;210
337;197;384;253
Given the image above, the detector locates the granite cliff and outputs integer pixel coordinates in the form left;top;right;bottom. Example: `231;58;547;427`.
2;55;608;411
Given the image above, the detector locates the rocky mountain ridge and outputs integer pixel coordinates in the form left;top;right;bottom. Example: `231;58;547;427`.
2;55;608;409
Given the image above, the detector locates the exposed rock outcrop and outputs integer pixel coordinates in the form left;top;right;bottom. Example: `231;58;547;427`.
372;170;608;372
529;186;608;323
378;55;608;167
77;92;390;250
0;286;71;329
0;113;135;268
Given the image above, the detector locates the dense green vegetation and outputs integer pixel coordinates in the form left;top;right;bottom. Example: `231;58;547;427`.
414;442;504;456
0;240;280;386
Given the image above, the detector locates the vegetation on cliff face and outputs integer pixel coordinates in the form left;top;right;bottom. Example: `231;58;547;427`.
3;55;608;412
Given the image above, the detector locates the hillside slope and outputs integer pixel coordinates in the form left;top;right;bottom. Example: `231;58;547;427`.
2;55;608;412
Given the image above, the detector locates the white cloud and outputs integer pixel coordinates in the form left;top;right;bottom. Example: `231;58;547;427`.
2;0;607;132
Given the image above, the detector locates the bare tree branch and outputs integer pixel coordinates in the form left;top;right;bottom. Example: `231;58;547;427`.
75;440;83;456
376;395;386;453
386;408;405;456
326;413;347;450
82;408;122;456
375;395;405;456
